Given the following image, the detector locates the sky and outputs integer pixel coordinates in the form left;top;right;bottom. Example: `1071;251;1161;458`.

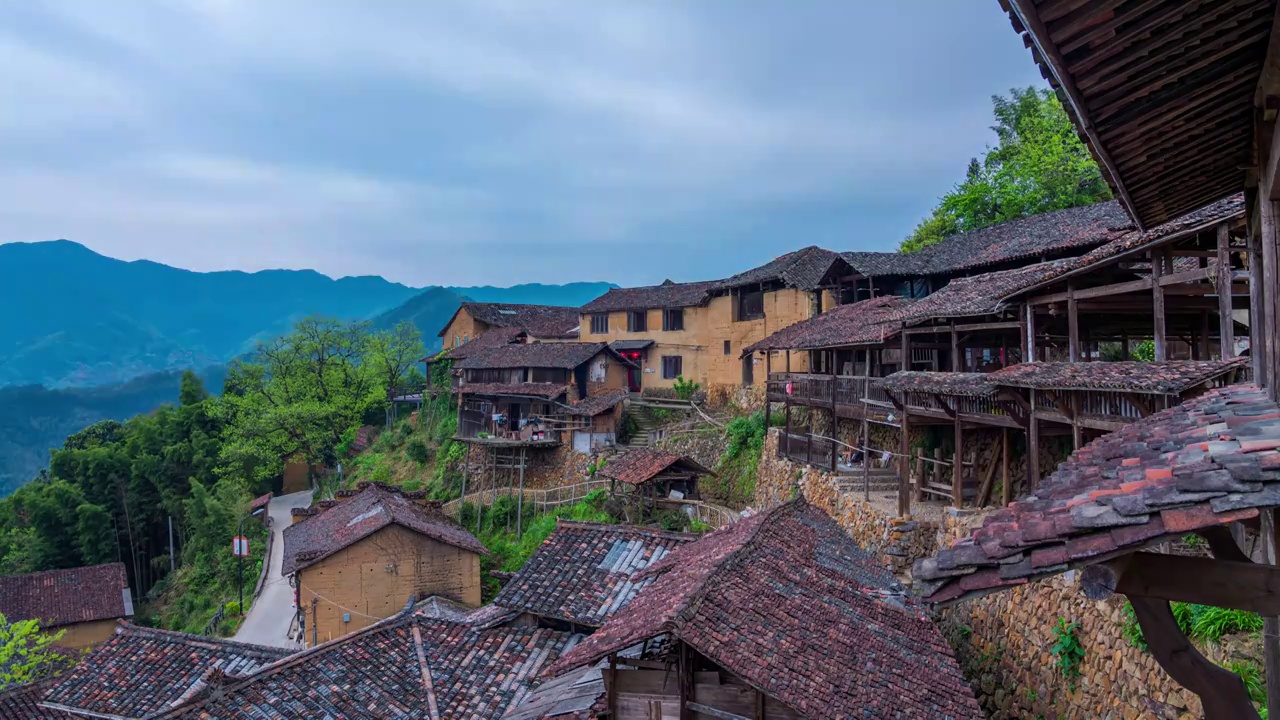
0;1;1044;287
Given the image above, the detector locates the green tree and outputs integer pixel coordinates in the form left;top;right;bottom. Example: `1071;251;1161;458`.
901;87;1111;253
0;613;71;688
75;503;117;565
179;370;210;406
368;321;425;396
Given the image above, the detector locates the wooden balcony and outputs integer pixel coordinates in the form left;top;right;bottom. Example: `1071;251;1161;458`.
766;372;897;424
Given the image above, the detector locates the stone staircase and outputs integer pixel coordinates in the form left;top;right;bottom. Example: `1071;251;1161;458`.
625;405;659;447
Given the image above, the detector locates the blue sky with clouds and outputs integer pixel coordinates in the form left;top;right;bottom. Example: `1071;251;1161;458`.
0;1;1043;287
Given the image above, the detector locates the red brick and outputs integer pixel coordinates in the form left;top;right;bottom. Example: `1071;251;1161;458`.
1240;438;1280;453
1144;467;1173;480
1121;457;1141;467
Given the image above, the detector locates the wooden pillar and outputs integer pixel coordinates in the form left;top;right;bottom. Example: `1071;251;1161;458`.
678;641;692;720
1071;395;1082;451
1120;331;1130;360
861;417;870;502
1218;223;1236;359
1251;220;1268;384
829;351;838;472
1027;390;1040;491
952;420;964;508
1018;309;1028;363
898;331;911;516
1152;249;1168;361
785;351;791;373
1024;303;1037;363
516;447;526;536
1265;509;1280;719
1263;197;1279;398
607;654;618;717
1067;284;1080;363
1000;427;1011;507
1197;311;1211;361
950;323;961;372
764;353;773;429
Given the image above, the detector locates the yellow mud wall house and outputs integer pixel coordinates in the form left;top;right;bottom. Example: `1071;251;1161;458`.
578;247;849;392
283;485;485;646
0;562;134;650
438;302;581;350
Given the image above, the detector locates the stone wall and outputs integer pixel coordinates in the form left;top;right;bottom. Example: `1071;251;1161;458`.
754;428;1208;720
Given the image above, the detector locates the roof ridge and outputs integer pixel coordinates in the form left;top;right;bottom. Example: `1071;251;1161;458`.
113;621;288;657
152;614;418;718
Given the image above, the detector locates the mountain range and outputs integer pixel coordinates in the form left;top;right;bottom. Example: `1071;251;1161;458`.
0;239;614;494
0;240;613;388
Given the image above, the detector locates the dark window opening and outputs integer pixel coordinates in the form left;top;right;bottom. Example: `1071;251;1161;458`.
662;308;684;331
723;340;731;355
590;314;609;334
661;355;683;380
736;288;765;321
628;310;648;332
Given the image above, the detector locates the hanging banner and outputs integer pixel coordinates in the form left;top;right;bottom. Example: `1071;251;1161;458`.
233;536;250;557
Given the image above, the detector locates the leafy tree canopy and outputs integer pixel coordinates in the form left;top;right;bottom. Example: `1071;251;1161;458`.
0;612;73;688
900;87;1112;253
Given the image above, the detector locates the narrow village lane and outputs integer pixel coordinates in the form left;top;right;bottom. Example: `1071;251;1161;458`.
233;489;313;648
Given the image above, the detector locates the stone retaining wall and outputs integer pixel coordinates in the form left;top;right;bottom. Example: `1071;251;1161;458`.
754;427;1207;720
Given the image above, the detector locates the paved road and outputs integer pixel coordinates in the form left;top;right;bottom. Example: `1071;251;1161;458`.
233;490;313;648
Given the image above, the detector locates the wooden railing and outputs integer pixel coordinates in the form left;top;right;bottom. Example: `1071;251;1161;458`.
440;478;610;516
778;432;836;468
767;372;888;408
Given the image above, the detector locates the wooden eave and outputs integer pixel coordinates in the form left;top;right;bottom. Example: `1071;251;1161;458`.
1001;0;1276;228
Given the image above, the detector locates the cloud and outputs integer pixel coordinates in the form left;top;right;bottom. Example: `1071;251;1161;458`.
0;1;1044;285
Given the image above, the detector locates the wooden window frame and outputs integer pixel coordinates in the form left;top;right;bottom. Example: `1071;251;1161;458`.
662;308;684;332
627;310;648;333
723;340;731;356
661;355;683;380
736;288;765;322
590;314;609;335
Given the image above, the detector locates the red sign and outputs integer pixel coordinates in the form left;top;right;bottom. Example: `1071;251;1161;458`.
232;536;250;557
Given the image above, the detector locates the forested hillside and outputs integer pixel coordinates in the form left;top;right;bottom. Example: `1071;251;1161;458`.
0;318;424;633
0;366;227;497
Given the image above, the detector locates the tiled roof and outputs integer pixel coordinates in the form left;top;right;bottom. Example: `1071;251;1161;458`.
503;663;604;720
566;387;629;417
430;327;527;363
880;371;999;398
581;280;720;313
447;303;582;339
455;342;612;371
715;246;844;292
743;295;912;353
595;448;715;486
917;384;1280;606
248;492;273;513
894;259;1078;326
841;250;933;278
997;194;1246;305
282;485;486;576
608;339;653;352
493;521;694;627
0;680;72;719
0;562;131;630
549;500;982;719
39;623;288;718
911;200;1132;274
160;611;576;719
459;382;567;399
990;359;1248;395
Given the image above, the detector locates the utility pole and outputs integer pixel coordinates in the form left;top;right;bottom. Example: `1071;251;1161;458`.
168;516;175;572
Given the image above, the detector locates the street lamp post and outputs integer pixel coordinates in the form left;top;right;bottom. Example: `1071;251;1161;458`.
237;507;266;615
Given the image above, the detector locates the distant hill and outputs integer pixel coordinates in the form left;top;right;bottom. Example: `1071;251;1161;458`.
374;282;615;352
0;240;421;388
0;241;615;387
0;365;228;497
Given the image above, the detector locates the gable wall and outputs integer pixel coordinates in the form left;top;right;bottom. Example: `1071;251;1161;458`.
297;524;481;646
705;288;817;389
579;307;712;389
442;310;490;350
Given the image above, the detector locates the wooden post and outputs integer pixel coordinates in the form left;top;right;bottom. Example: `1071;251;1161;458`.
764;352;773;429
950;323;961;372
1263;198;1279;400
1000;427;1011;507
1024;303;1037;362
1265;509;1280;719
1251;222;1267;384
785;351;791;373
607;654;618;718
952;420;964;508
516;446;526;536
1071;395;1082;451
459;446;470;512
1218;223;1236;359
1153;249;1168;361
862;418;870;502
1028;390;1040;491
1067;284;1080;363
898;330;911;516
1199;310;1211;361
830;351;838;472
678;641;693;720
1120;331;1130;360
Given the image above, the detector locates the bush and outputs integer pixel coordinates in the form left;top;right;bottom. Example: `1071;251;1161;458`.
672;376;700;401
406;438;430;465
654;509;689;532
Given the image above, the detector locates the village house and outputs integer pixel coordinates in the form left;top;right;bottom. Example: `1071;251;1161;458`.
152;600;578;719
595;447;716;521
438;302;581;351
28;622;288;719
547;499;983;719
0;562;133;650
492;520;694;632
578;247;851;394
282;484;487;646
